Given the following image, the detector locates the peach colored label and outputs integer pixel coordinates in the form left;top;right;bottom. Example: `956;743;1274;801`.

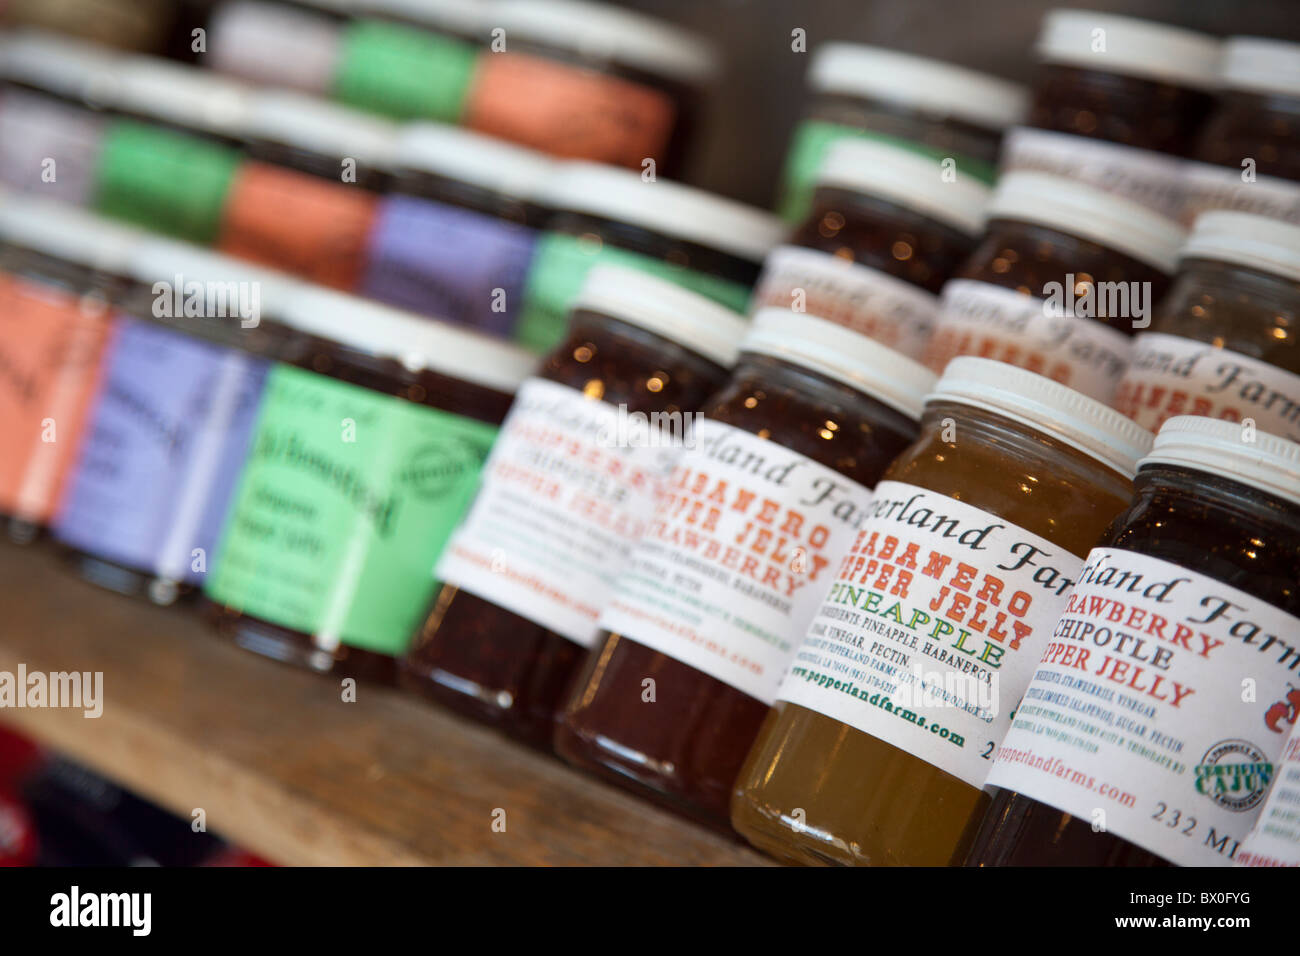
0;274;114;524
216;161;379;291
464;53;676;168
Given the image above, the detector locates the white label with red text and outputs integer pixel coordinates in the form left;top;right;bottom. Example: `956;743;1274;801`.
986;547;1300;866
1114;332;1300;442
1179;161;1300;228
926;280;1134;404
597;419;873;703
436;378;674;648
776;481;1083;788
1237;724;1300;867
751;245;940;359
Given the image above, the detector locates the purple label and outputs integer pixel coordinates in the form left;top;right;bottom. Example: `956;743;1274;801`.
360;195;537;337
0;88;107;205
53;317;269;584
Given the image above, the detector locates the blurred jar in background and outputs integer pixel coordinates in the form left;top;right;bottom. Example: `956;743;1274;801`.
752;137;989;360
1;0;178;53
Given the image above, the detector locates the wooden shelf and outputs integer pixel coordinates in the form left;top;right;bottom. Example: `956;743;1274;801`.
0;544;769;866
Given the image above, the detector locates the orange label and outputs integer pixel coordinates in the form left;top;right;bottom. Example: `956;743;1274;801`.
215;162;379;291
0;274;114;524
463;53;677;168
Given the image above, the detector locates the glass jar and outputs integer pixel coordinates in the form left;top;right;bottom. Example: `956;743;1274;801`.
1183;37;1300;227
778;42;1025;223
732;357;1152;865
516;161;782;352
203;286;536;682
1002;11;1218;220
923;171;1183;404
556;309;936;828
964;416;1300;866
752;136;989;359
401;266;746;749
1236;720;1300;867
1115;212;1300;441
361;122;552;338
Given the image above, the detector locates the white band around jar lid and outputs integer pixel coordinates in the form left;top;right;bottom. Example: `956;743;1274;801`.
0;30;123;106
741;307;936;419
1142;416;1300;508
243;90;398;165
540;162;785;264
0;192;143;275
115;57;253;138
925;356;1154;478
986;171;1185;274
816;137;990;236
394;123;554;200
573;265;748;368
1219;37;1300;99
356;0;488;36
1035;9;1221;90
807;43;1028;132
1182;211;1300;284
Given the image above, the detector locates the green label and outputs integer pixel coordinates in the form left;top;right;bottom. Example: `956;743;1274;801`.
514;232;752;353
92;120;241;243
776;119;999;223
206;364;498;656
333;19;478;122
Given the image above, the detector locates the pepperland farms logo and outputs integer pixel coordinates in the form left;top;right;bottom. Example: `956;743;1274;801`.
1041;275;1153;328
152;274;261;328
396;438;485;501
1194;739;1273;812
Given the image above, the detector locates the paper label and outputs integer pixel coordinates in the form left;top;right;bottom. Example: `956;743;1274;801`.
332;19;477;122
1179;161;1300;228
1237;725;1300;867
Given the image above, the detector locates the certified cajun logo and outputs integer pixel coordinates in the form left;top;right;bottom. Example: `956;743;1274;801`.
1194;739;1273;812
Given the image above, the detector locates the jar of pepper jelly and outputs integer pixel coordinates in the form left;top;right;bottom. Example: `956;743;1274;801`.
1001;10;1218;219
1114;212;1300;442
401;266;746;748
923;171;1183;404
556;309;936;827
752;136;990;359
777;42;1026;223
964;416;1300;867
204;287;536;682
516;162;782;352
1183;37;1300;227
731;357;1152;865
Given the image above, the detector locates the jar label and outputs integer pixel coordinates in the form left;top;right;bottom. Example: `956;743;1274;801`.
332;19;477;122
925;279;1133;403
1114;332;1300;443
360;195;538;338
206;364;499;656
435;378;676;647
216;161;379;292
92;120;242;244
986;547;1300;866
751;245;939;359
597;419;874;704
53;318;269;584
0;275;112;524
1000;127;1188;220
1179;161;1300;228
1237;725;1300;867
516;232;752;353
463;52;676;169
776;480;1083;788
0;89;107;205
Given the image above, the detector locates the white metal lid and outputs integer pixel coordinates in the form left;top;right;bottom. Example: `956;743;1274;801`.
1035;10;1220;90
1219;37;1300;99
394;122;554;199
125;237;305;319
244;89;399;164
114;57;253;137
927;356;1153;478
0;30;126;106
281;286;537;392
1181;211;1300;283
484;0;716;81
807;43;1028;132
816;137;991;235
1143;416;1300;507
573;265;748;367
357;0;490;35
0;192;142;275
743;307;936;419
987;171;1185;273
540;162;784;264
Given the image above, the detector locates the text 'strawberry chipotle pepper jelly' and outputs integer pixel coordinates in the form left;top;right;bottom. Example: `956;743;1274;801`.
556;309;936;828
401;266;747;748
731;357;1153;866
964;416;1300;867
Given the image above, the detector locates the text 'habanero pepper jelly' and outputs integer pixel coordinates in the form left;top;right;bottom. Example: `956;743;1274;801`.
962;416;1300;867
556;309;936;827
731;356;1153;866
401;266;747;749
